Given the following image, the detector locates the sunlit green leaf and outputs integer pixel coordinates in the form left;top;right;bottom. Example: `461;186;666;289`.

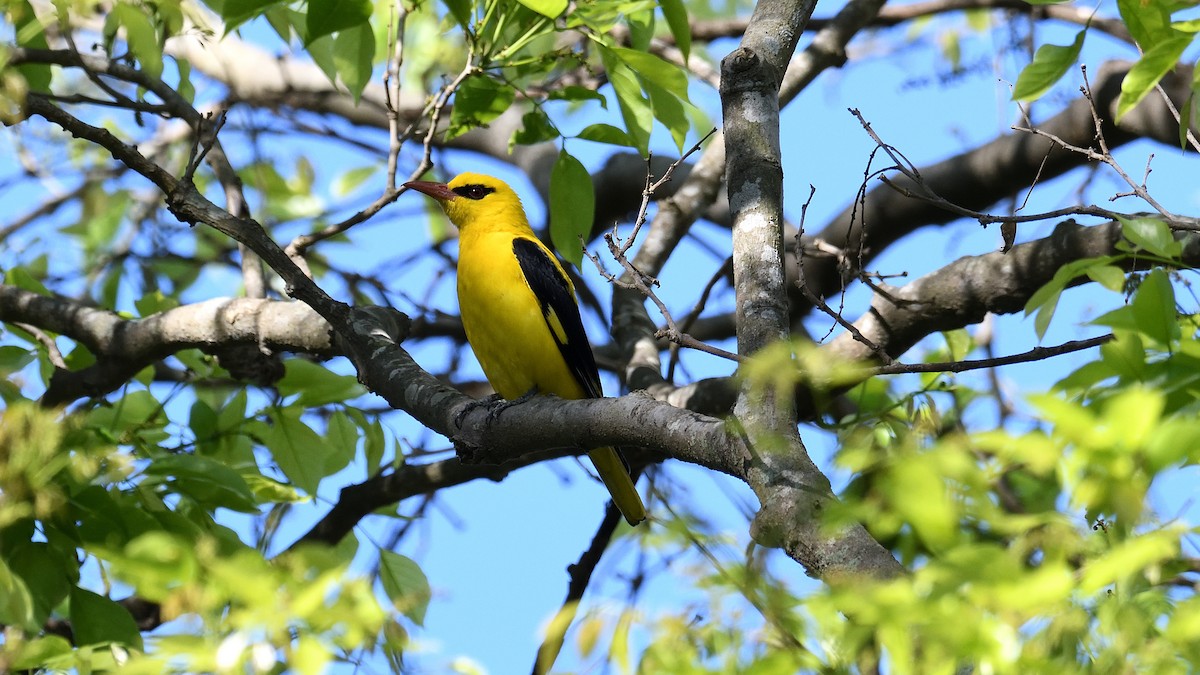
515;0;565;19
332;165;378;198
1117;0;1171;48
277;359;365;407
1129;268;1179;345
1117;33;1192;120
1080;529;1180;593
599;45;652;155
251;408;328;494
1012;29;1086;102
0;556;38;632
378;550;431;626
143;454;260;513
114;1;163;80
8;635;74;670
446;74;516;140
659;0;691;61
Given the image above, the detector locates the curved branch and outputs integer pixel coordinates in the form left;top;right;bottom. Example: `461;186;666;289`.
0;286;333;404
827;218;1200;365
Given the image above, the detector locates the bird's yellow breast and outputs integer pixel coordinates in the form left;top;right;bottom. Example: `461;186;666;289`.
456;229;587;401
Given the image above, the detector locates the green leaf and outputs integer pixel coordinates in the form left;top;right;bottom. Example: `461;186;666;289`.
0;556;38;632
659;0;691;61
577;123;635;147
1117;33;1192;120
324;409;358;476
252;408;328;494
378;550;431;626
134;290;180;317
515;0;565;19
1129;268;1179;345
220;0;280;32
1027;285;1061;341
599;45;652;155
109;532;199;601
244;473;310;503
114;1;163;80
1117;0;1171;48
9;635;74;670
1012;29;1086;102
333;165;378;197
277;359;365;407
642;76;690;153
1025;256;1119;339
1085;265;1127;292
346;408;386;472
87;389;164;436
264;4;293;42
511;109;560;148
442;0;472;30
8;542;74;626
626;5;653;51
333;22;375;101
306;0;371;44
1118;216;1182;259
446;74;516;140
1080;529;1179;593
611;46;690;101
12;0;51;92
1099;330;1146;380
549;151;595;267
143;454;260;513
69;587;144;650
0;345;35;374
548;85;607;106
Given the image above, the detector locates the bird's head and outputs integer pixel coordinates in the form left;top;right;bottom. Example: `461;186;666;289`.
404;172;529;233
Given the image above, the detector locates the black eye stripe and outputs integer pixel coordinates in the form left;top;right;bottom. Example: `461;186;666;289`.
451;184;496;200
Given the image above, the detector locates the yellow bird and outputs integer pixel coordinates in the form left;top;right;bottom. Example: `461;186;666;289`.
405;172;647;526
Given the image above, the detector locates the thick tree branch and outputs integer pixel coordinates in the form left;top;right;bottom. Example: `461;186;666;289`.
0;286;333;405
827;218;1200;365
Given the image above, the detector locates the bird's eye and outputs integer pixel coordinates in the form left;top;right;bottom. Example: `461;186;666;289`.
453;185;495;200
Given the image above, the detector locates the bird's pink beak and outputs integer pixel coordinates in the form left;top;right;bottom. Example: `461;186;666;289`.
404;180;457;202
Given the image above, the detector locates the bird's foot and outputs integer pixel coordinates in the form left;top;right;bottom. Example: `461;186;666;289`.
484;386;539;424
453;393;504;429
453;387;539;428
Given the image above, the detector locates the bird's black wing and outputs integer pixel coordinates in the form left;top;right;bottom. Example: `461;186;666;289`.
512;237;603;399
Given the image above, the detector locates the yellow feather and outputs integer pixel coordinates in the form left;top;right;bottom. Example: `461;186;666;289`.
405;172;647;526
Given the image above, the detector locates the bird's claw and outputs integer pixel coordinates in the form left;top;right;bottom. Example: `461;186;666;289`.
454;393;504;429
454;387;540;429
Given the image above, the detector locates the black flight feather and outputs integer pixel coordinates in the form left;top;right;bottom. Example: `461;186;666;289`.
511;237;603;399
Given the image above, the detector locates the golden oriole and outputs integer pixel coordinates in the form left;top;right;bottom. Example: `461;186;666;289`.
405;172;647;526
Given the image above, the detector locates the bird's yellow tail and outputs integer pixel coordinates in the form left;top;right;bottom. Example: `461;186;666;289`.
587;447;646;525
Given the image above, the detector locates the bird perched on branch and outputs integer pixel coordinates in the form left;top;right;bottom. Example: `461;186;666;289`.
404;172;647;526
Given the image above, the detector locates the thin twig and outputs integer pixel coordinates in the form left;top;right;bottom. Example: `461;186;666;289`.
870;334;1112;376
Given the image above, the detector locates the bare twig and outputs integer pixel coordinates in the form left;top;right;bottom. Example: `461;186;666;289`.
795;184;892;362
870;334;1113;376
